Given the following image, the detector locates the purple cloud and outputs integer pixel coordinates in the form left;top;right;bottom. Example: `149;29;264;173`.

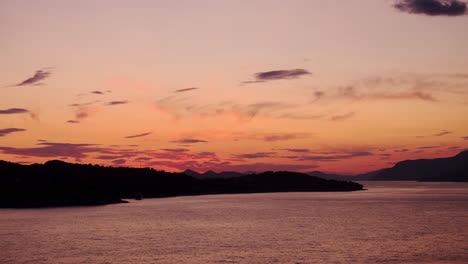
281;148;311;153
91;91;104;95
66;120;80;124
96;153;136;160
0;128;26;137
231;152;276;159
245;69;311;83
434;131;452;136
174;87;199;93
0;142;100;159
394;0;467;16
112;159;126;165
394;149;410;153
125;132;152;139
338;86;436;102
261;134;302;142
161;148;190;152
75;109;89;120
462;136;468;140
14;70;51;86
331;112;355;121
170;139;208;144
106;100;129;106
134;157;152;161
255;69;311;81
0;108;29;114
299;152;373;162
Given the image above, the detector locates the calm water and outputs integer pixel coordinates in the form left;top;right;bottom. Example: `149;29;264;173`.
1;181;468;264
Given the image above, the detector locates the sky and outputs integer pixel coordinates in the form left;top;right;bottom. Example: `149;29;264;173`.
1;0;468;174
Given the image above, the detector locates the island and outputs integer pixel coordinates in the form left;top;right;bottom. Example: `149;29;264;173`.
0;160;364;208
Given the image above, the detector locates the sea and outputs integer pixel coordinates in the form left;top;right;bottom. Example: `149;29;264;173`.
1;181;467;264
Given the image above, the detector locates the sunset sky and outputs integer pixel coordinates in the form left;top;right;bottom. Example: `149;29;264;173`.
1;0;468;174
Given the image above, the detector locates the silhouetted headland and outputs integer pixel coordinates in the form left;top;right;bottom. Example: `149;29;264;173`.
371;150;468;182
0;160;363;208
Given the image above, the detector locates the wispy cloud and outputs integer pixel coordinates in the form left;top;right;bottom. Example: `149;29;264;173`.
0;128;26;137
106;100;129;106
66;120;80;124
394;0;468;16
0;108;29;114
69;101;100;107
134;157;152;161
235;132;309;142
0;142;99;159
462;136;468;140
231;152;276;159
276;113;323;120
261;134;302;142
91;91;104;95
0;142;139;161
125;132;152;139
13;69;51;86
174;87;199;93
299;152;373;162
96;154;136;160
155;97;295;122
170;139;208;144
394;149;410;153
245;69;311;83
434;131;452;136
280;148;311;153
112;159;126;165
337;86;436;102
331;112;355;121
311;91;325;103
75;108;91;120
161;148;190;153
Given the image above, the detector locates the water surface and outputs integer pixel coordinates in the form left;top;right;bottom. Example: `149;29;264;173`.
1;181;467;264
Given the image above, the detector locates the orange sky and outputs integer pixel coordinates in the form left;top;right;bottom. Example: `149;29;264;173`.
1;0;468;174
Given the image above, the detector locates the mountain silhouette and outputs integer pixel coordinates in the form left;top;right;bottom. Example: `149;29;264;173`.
0;160;364;208
372;151;468;182
182;169;246;179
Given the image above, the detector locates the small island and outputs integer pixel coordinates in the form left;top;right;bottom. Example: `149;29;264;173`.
0;160;364;208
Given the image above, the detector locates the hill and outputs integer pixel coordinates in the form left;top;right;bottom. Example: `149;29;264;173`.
0;160;364;208
372;151;468;182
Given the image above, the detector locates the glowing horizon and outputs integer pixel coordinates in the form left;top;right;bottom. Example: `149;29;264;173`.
1;0;468;174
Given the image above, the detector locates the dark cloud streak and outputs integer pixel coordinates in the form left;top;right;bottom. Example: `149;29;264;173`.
174;87;199;93
125;132;152;139
0;128;26;137
106;100;129;106
14;70;51;86
245;69;311;83
0;108;29;114
170;139;208;144
434;131;452;136
394;0;468;16
299;152;373;162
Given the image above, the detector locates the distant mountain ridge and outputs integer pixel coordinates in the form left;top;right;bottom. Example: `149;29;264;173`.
182;169;377;181
181;151;468;182
182;169;248;179
372;150;468;182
